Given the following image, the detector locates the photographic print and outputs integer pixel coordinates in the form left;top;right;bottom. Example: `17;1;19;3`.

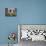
5;8;16;16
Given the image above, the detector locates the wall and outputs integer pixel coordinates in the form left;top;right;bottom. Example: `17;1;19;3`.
0;0;46;44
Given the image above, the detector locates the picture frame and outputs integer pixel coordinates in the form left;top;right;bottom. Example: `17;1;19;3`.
5;8;17;16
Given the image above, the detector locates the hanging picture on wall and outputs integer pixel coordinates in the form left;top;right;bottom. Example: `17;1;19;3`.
5;8;16;16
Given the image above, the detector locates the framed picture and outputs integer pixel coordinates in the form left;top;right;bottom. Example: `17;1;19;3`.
5;8;16;16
